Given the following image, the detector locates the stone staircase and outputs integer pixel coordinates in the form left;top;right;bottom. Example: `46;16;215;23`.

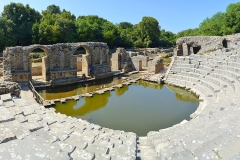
136;137;158;160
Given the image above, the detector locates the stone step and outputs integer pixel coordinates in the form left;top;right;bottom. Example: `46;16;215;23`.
137;137;159;160
214;68;240;80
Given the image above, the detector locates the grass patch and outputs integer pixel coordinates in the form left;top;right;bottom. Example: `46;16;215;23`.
32;62;42;66
157;53;168;57
163;58;172;66
157;53;172;66
29;52;45;59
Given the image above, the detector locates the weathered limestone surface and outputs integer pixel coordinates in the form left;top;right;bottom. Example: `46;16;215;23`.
3;42;111;84
0;81;21;97
76;56;82;71
132;55;149;68
176;34;240;56
153;42;240;159
0;93;137;159
31;65;42;76
147;56;164;73
111;48;132;73
112;48;150;73
132;59;142;72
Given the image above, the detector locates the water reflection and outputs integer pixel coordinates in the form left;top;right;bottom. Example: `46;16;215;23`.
135;80;164;90
55;91;111;117
115;85;129;96
38;77;124;100
51;80;199;136
165;85;199;103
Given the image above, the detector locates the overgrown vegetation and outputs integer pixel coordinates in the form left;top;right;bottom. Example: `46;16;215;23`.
0;3;176;52
157;53;172;66
176;2;240;38
1;2;239;52
29;52;45;59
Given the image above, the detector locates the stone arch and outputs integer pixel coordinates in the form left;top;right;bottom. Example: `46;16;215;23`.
177;45;183;56
25;45;50;81
25;45;49;57
72;44;93;76
193;46;201;54
71;45;92;56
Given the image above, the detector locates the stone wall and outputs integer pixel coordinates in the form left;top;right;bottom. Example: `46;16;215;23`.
32;65;42;76
76;56;82;71
147;56;164;73
112;48;151;72
127;51;138;57
111;48;132;72
3;42;111;83
131;55;149;68
131;58;142;71
175;34;240;56
0;81;21;96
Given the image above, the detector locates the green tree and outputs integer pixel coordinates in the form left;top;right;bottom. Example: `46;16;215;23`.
176;28;200;38
116;22;134;48
224;2;240;35
76;16;107;42
118;22;133;29
199;12;224;36
134;16;161;48
0;17;14;51
46;4;61;15
159;29;176;47
1;2;41;46
102;22;118;48
33;6;77;44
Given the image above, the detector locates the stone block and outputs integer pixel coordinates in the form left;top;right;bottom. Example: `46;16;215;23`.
70;148;95;160
0;93;12;102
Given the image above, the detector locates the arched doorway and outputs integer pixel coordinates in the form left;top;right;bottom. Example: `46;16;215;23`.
28;47;48;83
73;47;86;75
222;39;228;48
72;45;92;77
193;46;201;54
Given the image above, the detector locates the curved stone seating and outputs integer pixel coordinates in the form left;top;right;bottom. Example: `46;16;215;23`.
143;48;240;159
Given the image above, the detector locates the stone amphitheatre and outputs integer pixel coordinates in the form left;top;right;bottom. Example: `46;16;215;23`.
1;34;240;159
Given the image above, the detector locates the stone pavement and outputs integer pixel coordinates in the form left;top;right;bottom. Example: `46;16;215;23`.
0;91;137;159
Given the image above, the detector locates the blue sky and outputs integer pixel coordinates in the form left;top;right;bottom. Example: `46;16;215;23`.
0;0;239;33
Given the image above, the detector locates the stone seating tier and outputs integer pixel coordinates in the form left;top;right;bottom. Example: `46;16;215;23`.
146;48;240;159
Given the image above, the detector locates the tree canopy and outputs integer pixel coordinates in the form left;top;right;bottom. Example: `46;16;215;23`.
0;2;177;52
176;2;240;38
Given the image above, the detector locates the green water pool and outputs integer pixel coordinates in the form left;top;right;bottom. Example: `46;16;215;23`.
38;79;199;136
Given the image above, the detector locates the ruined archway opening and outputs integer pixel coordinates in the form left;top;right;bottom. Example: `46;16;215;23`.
193;46;201;54
177;45;183;56
222;39;228;48
29;48;46;82
73;47;87;76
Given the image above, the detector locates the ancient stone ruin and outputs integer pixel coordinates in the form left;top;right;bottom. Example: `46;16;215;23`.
147;56;164;73
111;47;163;73
3;42;110;85
175;33;240;56
8;34;240;159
